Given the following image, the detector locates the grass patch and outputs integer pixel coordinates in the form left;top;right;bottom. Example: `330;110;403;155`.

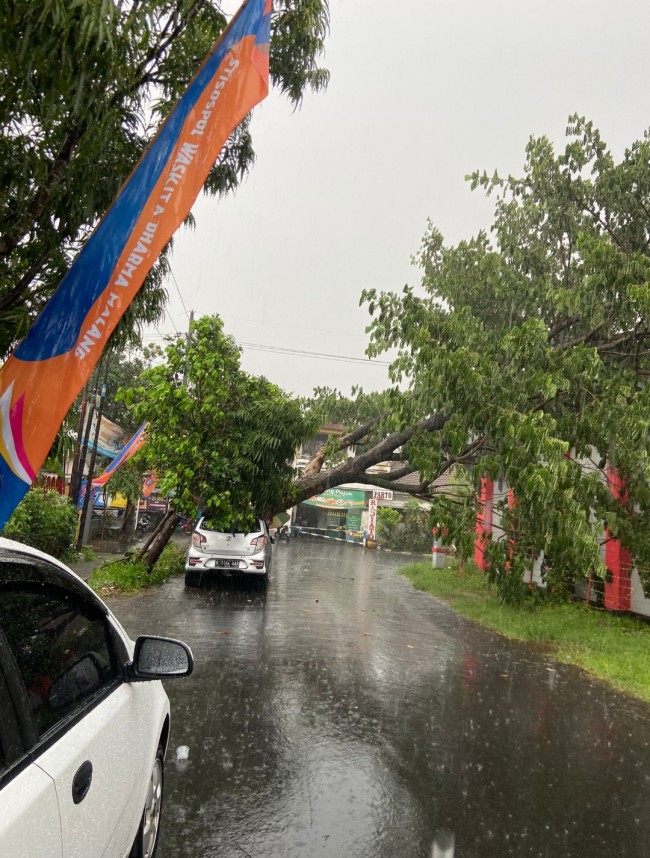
152;543;186;578
401;560;650;702
89;543;186;596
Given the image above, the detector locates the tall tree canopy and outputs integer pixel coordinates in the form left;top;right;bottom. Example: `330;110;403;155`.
124;315;315;534
0;0;329;356
294;118;650;601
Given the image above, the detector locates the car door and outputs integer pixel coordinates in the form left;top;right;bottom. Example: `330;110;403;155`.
0;577;146;858
0;637;62;858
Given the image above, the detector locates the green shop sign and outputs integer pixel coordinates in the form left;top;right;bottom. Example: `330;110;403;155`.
303;488;366;509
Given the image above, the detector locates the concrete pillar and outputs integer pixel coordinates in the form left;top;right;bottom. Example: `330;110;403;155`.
604;466;632;612
431;528;446;569
474;477;494;570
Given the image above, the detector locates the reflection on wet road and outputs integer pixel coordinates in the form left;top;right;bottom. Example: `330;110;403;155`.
111;539;650;857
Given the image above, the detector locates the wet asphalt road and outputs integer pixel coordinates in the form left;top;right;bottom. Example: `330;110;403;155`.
110;538;650;858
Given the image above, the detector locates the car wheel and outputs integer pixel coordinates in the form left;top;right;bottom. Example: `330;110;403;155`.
184;569;201;587
130;746;164;858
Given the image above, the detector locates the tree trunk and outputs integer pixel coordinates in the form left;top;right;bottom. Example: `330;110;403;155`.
119;501;135;536
278;411;448;512
141;511;180;570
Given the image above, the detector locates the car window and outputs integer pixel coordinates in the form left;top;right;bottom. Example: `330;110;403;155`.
0;585;118;739
201;516;261;534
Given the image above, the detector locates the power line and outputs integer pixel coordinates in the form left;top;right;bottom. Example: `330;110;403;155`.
238;341;391;366
168;266;191;321
164;306;180;334
139;333;392;367
218;312;368;341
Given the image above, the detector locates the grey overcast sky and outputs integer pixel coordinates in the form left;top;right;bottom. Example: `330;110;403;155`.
144;0;650;396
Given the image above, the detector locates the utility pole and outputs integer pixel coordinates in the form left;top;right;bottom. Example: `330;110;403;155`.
68;380;89;503
76;359;110;549
70;360;103;506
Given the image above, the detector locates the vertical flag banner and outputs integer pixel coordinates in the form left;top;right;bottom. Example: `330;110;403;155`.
76;422;148;508
89;422;149;490
0;0;271;528
86;414;128;459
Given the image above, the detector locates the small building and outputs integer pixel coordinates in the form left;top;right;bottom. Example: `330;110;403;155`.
294;471;454;543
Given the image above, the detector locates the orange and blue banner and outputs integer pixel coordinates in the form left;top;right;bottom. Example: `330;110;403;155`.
91;421;148;490
77;421;148;507
0;0;271;529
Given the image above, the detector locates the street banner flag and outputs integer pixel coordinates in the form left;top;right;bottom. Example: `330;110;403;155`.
90;422;149;490
0;0;271;529
83;413;129;459
76;421;148;508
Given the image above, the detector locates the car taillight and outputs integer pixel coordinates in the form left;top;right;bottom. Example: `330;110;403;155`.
192;532;206;550
251;535;267;549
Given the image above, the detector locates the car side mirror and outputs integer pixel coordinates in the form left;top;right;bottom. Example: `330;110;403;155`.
128;636;194;681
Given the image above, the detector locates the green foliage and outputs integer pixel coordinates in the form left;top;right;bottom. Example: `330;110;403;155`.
89;559;160;593
427;471;476;565
102;459;144;505
361;117;650;603
304;386;403;439
0;0;330;357
3;488;76;558
153;543;186;578
376;507;402;547
401;498;433;553
121;314;316;530
376;500;430;553
102;352;150;432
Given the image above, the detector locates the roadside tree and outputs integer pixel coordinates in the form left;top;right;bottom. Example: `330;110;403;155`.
122;314;315;566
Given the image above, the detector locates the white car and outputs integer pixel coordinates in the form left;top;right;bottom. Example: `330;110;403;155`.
185;516;273;586
0;537;193;858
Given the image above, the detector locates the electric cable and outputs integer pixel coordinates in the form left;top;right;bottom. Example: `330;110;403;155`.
168;266;191;321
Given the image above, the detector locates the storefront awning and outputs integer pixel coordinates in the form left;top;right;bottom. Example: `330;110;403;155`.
302;488;366;509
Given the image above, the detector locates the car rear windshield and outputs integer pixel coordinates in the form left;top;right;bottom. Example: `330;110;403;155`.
201;517;262;535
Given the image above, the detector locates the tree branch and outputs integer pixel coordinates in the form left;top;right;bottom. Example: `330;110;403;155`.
289;411;447;506
0;125;83;258
0;0;209;261
553;320;605;351
547;314;581;341
301;410;391;477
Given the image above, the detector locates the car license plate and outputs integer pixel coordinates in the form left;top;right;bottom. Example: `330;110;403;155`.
214;559;239;569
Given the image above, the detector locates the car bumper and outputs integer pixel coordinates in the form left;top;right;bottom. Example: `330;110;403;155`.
185;549;269;575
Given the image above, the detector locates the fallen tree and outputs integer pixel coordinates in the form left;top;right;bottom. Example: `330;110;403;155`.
128;118;650;604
